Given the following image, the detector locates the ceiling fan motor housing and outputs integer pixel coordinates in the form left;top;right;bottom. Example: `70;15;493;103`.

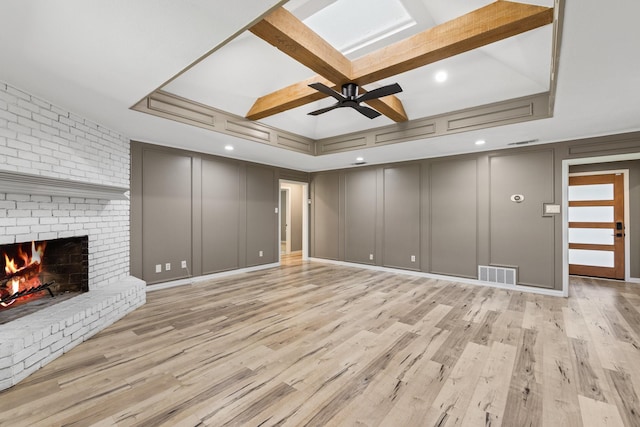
342;83;359;100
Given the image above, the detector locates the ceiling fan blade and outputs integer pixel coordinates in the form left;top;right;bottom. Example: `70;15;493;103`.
353;105;382;119
308;83;345;102
308;103;340;116
357;83;403;103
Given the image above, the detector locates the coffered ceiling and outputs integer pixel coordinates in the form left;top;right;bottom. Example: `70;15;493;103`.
0;1;639;172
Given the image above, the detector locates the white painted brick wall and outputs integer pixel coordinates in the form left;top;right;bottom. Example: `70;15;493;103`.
0;80;144;390
0;80;130;289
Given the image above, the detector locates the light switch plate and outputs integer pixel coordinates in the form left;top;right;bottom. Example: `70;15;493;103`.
544;204;561;215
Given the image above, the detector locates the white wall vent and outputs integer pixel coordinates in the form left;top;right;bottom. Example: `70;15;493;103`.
478;265;518;286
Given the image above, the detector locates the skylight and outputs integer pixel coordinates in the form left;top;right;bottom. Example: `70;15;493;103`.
303;0;416;56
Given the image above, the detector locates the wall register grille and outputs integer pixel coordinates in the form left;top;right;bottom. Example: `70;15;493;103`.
478;265;518;286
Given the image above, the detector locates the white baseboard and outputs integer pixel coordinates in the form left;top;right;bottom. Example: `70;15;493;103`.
147;263;280;292
308;257;566;297
628;277;640;284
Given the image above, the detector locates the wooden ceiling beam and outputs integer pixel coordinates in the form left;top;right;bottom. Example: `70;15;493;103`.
247;76;333;120
246;1;553;122
363;91;408;123
351;1;554;85
247;7;408;122
249;7;351;84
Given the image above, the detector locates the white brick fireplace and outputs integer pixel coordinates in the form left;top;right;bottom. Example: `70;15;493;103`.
0;81;145;390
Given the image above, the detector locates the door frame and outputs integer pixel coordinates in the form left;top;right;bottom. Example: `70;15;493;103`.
568;170;629;280
562;153;640;296
279;180;309;261
280;187;291;254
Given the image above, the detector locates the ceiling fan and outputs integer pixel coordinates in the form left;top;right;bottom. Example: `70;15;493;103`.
308;82;403;119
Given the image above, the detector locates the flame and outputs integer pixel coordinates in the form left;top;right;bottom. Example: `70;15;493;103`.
1;241;46;308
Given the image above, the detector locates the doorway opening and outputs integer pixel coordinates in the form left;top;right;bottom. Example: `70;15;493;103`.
562;153;640;296
568;171;627;280
279;180;309;262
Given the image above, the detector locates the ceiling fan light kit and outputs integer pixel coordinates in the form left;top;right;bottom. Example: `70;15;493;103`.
308;81;403;119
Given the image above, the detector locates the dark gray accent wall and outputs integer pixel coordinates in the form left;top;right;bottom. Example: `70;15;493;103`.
202;158;240;274
345;169;377;264
430;159;477;278
246;165;277;266
131;131;639;290
311;172;340;260
384;164;420;270
131;142;304;284
490;150;555;288
140;149;193;283
570;160;640;277
309;132;640;290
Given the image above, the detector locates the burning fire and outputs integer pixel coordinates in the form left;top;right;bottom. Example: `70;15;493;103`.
1;241;46;308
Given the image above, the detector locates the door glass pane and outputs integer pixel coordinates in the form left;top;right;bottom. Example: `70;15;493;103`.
568;184;614;201
568;206;614;222
569;249;614;268
568;228;614;245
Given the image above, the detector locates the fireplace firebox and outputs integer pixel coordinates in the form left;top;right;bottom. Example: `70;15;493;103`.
0;236;89;324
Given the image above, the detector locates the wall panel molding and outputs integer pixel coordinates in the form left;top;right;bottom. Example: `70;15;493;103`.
133;91;551;157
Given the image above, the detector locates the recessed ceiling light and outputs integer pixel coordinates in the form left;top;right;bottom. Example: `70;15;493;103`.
356;156;364;162
224;145;234;151
475;139;486;146
435;71;448;83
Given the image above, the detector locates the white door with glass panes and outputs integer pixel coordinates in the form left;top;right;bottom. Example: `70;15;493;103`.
568;173;625;279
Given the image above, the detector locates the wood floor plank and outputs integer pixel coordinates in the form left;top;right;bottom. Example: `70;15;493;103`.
578;395;625;427
2;261;640;426
605;368;640;427
502;328;543;427
462;341;518;426
422;341;490;426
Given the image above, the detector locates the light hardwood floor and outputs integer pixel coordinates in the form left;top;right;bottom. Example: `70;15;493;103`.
2;259;640;426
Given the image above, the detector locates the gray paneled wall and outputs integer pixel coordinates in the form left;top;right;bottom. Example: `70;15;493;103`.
311;172;340;260
345;169;377;264
246;165;277;266
489;150;555;287
383;164;420;270
131;142;304;284
430;159;477;278
131;132;639;290
141;149;192;283
311;151;558;288
310;133;640;290
202;157;240;274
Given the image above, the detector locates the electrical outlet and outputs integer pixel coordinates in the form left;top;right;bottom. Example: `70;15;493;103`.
165;263;171;271
369;254;374;260
155;264;162;273
259;250;263;257
411;255;416;262
181;260;187;269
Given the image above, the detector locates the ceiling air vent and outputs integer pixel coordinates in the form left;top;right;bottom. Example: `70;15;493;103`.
508;139;539;146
